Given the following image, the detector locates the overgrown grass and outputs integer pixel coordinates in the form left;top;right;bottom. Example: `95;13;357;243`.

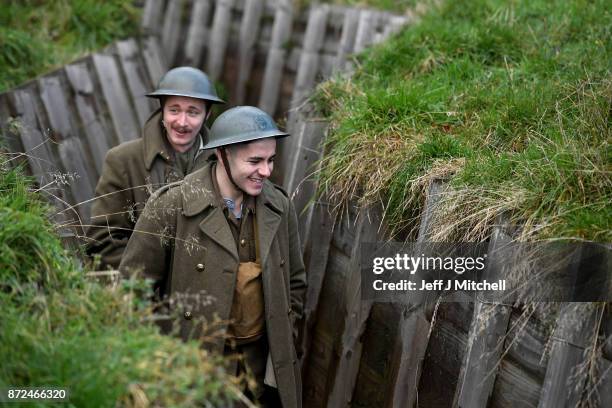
0;0;140;92
0;158;242;406
314;0;611;242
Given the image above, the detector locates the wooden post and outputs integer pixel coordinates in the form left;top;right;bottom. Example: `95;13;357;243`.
290;4;329;113
116;39;156;125
234;0;264;104
258;0;293;116
7;89;58;187
389;180;446;408
141;36;168;87
453;217;516;408
141;0;165;35
333;8;359;73
38;75;96;222
353;10;377;54
92;54;139;144
326;205;387;407
302;205;359;408
161;0;184;66
64;62;112;176
300;200;335;375
207;0;235;81
539;303;602;407
184;0;212;67
283;119;328;245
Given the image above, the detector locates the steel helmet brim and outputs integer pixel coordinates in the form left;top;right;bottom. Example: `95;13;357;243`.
146;89;225;104
202;129;289;150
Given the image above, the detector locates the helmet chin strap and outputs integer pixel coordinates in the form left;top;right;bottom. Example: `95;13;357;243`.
219;147;247;196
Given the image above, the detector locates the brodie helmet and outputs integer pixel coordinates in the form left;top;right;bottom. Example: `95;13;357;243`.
146;66;225;104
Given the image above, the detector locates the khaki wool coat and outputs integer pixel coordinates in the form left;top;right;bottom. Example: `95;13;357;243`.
86;109;211;270
119;163;307;408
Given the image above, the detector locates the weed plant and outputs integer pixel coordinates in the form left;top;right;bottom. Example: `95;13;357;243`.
0;158;241;406
314;0;611;242
0;0;140;92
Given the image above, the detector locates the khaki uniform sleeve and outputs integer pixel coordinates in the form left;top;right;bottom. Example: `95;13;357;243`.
86;149;134;270
119;186;178;299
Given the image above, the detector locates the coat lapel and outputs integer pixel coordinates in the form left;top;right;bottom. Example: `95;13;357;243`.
256;182;284;266
198;207;239;262
182;164;239;262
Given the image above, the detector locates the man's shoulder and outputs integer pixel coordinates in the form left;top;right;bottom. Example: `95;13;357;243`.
106;138;143;161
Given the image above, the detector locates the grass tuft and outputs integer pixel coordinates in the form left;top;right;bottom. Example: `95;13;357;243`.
0;0;140;92
0;156;242;406
314;0;611;242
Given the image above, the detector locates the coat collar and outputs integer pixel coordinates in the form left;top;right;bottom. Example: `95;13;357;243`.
142;109;210;171
181;163;285;263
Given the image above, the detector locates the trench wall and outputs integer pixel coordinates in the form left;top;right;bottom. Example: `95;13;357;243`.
0;1;610;407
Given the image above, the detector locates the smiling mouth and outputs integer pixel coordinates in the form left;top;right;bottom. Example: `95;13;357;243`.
173;128;191;136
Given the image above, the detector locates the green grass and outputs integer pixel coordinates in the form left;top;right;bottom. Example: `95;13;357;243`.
0;0;140;92
314;0;611;242
0;158;241;406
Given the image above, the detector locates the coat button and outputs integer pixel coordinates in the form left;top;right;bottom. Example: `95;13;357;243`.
196;263;205;272
240;238;246;247
184;311;192;320
280;259;285;267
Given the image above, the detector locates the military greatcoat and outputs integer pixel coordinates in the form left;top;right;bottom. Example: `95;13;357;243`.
119;163;307;408
86;109;210;269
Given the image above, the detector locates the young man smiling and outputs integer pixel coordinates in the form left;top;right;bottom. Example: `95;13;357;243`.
86;67;224;270
120;106;306;407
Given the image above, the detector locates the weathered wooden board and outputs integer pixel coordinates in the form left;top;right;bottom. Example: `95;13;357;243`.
116;39;155;124
92;53;139;144
141;36;168;87
38;75;95;222
64;61;112;176
8;88;58;186
291;4;329;110
327;206;388;408
539;303;601;408
161;0;184;65
258;0;293;115
354;10;378;54
300;201;335;367
141;0;165;35
334;8;359;73
350;302;403;407
453;219;516;408
184;0;212;66
418;300;472;408
303;207;358;408
207;0;234;81
490;358;542;408
234;0;263;104
388;181;446;408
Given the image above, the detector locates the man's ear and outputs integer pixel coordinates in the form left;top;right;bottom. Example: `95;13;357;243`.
214;148;223;164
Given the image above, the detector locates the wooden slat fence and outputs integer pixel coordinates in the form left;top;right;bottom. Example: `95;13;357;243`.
281;105;612;407
139;0;411;122
0;36;166;235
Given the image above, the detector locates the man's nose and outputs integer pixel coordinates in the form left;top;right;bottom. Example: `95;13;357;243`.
177;112;187;126
258;162;272;178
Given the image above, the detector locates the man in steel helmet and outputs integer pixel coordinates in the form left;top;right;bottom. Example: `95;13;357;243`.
86;66;224;270
120;106;306;407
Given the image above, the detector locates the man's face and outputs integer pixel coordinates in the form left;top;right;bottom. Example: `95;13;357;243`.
162;96;207;152
224;138;277;196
